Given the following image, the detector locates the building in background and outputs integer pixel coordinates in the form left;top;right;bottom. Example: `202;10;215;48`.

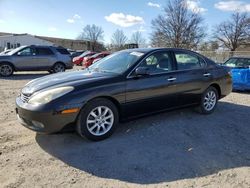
0;32;104;52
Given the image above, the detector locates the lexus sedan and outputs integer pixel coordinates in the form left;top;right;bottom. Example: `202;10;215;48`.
16;48;232;141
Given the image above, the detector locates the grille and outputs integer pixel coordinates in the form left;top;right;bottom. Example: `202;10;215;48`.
20;93;30;103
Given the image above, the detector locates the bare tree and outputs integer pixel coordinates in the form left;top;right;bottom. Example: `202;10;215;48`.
151;0;205;49
78;24;104;51
111;29;128;50
130;31;146;47
214;12;250;52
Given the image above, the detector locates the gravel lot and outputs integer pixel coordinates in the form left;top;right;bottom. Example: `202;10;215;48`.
0;70;250;188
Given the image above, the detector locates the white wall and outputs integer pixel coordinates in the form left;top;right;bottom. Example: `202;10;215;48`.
0;34;54;51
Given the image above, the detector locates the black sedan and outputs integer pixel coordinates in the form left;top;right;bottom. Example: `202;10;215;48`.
16;48;232;141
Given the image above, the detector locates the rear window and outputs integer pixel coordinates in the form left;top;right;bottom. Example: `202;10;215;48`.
36;47;54;55
56;48;70;55
175;52;205;70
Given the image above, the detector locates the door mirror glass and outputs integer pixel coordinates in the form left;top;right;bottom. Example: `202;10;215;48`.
135;67;149;76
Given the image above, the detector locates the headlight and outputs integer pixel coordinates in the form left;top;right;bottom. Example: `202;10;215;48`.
28;86;74;105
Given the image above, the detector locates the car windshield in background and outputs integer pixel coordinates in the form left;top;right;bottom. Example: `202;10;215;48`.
79;51;92;57
224;58;250;68
88;51;144;74
7;46;26;55
91;53;101;58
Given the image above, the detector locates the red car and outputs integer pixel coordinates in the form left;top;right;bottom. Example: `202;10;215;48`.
82;52;111;68
72;51;96;66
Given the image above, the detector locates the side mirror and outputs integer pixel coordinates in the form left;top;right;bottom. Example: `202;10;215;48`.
135;67;149;76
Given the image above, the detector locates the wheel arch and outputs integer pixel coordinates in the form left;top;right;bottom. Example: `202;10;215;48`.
0;61;16;70
209;83;221;98
84;96;122;120
53;61;66;67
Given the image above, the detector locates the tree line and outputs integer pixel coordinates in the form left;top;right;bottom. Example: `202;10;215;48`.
77;0;250;52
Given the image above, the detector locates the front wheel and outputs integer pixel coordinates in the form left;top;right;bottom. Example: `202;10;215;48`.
0;63;14;77
76;98;119;141
196;86;218;114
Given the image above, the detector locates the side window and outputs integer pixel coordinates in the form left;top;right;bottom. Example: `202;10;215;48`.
56;48;70;55
236;58;250;67
36;47;54;55
139;51;173;74
175;52;204;70
17;47;35;56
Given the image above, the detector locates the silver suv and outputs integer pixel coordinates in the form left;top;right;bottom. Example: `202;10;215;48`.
0;45;73;76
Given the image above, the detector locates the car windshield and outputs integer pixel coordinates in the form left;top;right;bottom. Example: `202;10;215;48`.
88;51;144;74
79;51;92;57
224;58;250;68
6;46;26;55
91;53;102;58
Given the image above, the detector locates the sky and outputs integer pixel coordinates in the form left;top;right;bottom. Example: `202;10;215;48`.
0;0;250;44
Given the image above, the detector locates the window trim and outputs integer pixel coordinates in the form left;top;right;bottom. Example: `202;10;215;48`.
173;50;207;71
35;47;54;56
15;47;35;56
127;49;175;78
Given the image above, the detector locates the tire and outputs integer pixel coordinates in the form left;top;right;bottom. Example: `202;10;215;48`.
196;86;218;114
0;63;14;77
53;63;65;73
76;98;119;141
48;70;54;74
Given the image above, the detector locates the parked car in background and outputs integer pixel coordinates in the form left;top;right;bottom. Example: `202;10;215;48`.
72;51;96;66
70;50;85;59
0;45;73;76
223;56;250;91
82;52;111;68
16;48;232;141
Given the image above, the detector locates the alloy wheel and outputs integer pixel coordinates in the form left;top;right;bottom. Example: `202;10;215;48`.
203;90;217;111
0;64;13;76
54;64;65;73
86;106;114;136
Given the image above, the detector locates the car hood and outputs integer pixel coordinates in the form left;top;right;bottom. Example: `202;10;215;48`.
22;70;114;95
0;55;11;58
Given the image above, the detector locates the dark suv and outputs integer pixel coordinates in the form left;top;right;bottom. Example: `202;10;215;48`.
0;45;73;76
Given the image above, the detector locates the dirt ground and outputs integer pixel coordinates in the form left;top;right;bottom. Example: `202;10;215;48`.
0;71;250;188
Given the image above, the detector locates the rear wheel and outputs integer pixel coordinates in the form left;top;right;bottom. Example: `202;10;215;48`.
0;63;14;77
76;98;119;141
53;63;65;73
196;86;218;114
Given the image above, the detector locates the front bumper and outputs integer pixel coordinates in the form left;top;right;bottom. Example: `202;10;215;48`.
16;96;80;134
233;83;250;91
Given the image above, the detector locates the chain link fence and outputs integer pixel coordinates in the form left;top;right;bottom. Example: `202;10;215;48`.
198;51;250;63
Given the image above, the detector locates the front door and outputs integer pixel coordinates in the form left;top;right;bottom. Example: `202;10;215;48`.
14;47;36;70
124;50;179;118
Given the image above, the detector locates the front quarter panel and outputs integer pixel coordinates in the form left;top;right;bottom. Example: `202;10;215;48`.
52;76;126;113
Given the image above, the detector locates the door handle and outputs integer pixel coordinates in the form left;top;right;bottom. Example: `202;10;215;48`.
203;73;211;77
167;77;176;81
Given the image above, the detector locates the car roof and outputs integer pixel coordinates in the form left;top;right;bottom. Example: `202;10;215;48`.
230;56;250;59
121;47;200;54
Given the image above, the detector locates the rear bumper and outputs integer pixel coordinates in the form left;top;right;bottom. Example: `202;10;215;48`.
16;97;80;133
220;75;233;98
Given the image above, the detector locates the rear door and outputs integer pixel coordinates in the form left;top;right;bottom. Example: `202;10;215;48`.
171;50;209;106
33;47;55;69
125;50;180;117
